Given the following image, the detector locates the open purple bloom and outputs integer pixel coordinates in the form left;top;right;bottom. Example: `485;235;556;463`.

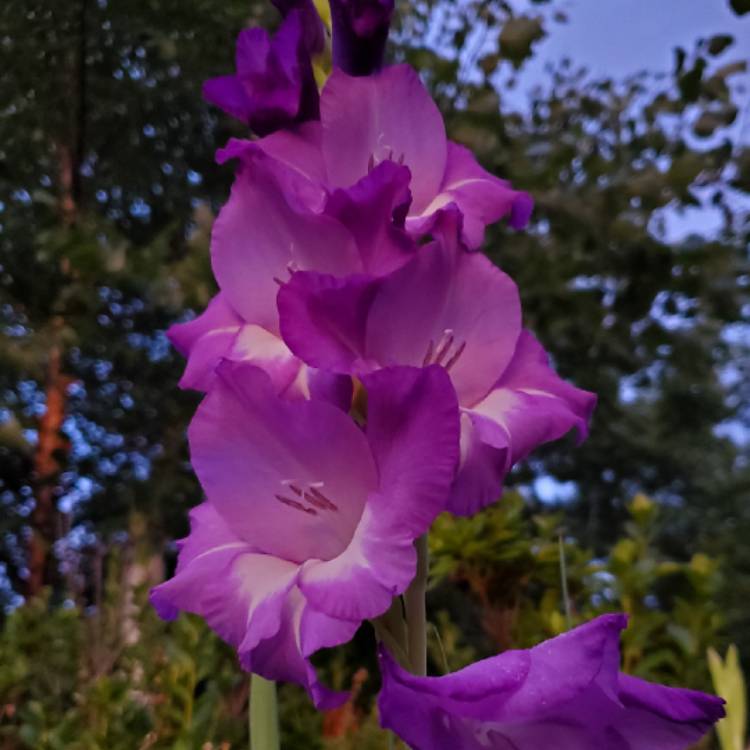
221;64;531;247
166;147;415;393
277;212;595;514
378;615;724;750
203;10;319;136
151;361;459;706
330;0;394;76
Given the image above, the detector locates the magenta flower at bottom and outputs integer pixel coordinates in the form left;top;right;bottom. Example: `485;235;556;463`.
151;361;459;707
378;615;724;750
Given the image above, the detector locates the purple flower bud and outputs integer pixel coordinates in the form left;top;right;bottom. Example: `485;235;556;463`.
330;0;394;75
271;0;326;56
203;10;319;136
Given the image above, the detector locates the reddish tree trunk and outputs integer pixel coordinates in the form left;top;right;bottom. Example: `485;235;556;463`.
26;343;72;597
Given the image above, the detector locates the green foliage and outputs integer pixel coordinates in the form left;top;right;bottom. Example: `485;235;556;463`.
709;645;747;750
430;494;723;691
728;0;750;16
0;574;248;749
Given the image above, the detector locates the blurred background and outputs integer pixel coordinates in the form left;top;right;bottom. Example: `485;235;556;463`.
1;0;749;747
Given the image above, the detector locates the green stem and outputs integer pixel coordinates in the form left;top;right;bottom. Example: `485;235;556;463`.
404;535;429;676
250;674;280;750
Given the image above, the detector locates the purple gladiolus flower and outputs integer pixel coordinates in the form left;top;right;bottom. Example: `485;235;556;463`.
203;10;319;135
166;147;416;392
378;615;724;750
277;211;596;514
221;64;531;247
330;0;394;76
151;362;459;707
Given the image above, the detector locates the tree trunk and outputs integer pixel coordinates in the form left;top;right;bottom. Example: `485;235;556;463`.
26;343;72;597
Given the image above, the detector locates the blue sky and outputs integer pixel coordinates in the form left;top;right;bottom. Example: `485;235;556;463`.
527;0;750;82
518;0;750;242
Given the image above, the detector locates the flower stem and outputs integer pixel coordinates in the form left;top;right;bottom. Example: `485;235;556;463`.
404;534;429;676
250;674;280;750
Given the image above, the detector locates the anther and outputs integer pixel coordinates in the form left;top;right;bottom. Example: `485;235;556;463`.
433;331;456;366
307;486;339;512
444;341;466;371
275;494;318;515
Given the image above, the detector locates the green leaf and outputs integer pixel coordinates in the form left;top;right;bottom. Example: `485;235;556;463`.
708;645;747;750
498;16;546;68
707;34;734;55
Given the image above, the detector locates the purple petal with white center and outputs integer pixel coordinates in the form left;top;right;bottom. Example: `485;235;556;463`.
469;330;597;467
168;293;241;359
321;65;447;213
299;365;459;620
279;214;521;409
446;411;511;516
149;503;355;709
407;142;534;247
378;614;724;750
167;293;302;393
149;502;299;660
189;361;378;564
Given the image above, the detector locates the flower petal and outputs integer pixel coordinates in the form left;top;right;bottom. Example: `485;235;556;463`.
217;122;326;188
321;65;447;213
366;216;522;406
278;271;379;374
244;587;357;709
330;0;394;75
614;674;726;750
445;411;510;516
150;504;356;709
407;142;534;247
299;365;459;620
378;614;723;750
324;159;415;274
188;361;378;563
149;502;299;656
167;294;303;393
211;152;359;333
207;13;319;135
469;330;597;467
